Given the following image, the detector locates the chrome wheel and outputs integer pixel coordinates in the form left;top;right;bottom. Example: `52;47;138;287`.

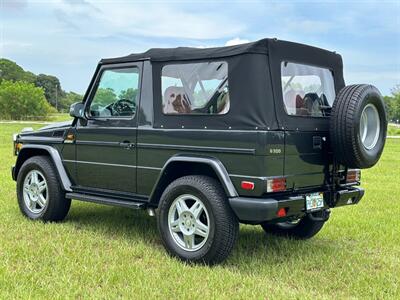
168;194;210;252
360;103;380;150
23;170;48;214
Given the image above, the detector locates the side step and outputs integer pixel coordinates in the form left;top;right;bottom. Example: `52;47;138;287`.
65;192;147;209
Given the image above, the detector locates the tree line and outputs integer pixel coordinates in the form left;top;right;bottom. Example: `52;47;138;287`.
0;58;83;120
384;85;400;123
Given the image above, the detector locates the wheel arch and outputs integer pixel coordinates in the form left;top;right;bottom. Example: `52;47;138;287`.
13;145;72;192
149;155;238;206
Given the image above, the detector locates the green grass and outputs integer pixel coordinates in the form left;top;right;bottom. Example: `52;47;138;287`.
388;124;400;136
0;123;399;299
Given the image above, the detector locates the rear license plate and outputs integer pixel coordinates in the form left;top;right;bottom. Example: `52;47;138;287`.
305;192;324;211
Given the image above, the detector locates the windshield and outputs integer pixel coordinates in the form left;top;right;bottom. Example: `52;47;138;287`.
161;61;229;115
281;62;335;117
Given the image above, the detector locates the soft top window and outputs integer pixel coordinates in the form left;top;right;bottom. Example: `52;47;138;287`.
161;61;229;115
281;62;335;117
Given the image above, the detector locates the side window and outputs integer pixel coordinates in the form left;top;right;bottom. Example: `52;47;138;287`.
89;67;139;118
161;61;229;115
281;62;335;117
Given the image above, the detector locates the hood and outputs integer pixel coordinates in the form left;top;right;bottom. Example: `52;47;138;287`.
38;120;72;131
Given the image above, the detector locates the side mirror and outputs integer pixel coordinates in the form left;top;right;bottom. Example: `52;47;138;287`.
69;102;85;119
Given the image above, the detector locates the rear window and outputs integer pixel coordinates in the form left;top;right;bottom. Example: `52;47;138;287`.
281;62;335;117
161;61;229;115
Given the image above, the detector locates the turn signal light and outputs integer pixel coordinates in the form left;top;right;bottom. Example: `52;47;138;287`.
346;169;361;183
266;177;286;193
241;181;255;190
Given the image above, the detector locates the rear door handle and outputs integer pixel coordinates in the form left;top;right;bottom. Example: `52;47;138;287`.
313;136;322;149
119;141;135;150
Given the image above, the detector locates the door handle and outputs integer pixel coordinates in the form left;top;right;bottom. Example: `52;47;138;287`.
119;141;135;150
313;136;322;149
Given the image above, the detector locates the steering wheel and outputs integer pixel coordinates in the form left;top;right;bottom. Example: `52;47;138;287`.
112;99;135;116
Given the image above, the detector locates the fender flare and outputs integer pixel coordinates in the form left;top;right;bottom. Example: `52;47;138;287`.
149;154;238;203
14;145;72;192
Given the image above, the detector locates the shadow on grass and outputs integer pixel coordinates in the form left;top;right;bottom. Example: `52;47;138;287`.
65;202;339;270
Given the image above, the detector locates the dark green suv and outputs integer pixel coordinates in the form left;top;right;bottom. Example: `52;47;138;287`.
12;38;387;265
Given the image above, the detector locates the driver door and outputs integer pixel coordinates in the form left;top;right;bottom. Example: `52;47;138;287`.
75;62;142;194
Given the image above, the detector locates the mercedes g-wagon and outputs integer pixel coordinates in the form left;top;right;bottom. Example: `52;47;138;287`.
12;38;387;265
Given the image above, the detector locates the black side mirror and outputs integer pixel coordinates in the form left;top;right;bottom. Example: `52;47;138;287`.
69;102;85;119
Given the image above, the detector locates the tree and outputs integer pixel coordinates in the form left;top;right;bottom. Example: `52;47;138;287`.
384;85;400;122
34;74;64;108
0;80;53;120
119;88;138;102
0;58;36;83
59;91;84;111
93;88;117;107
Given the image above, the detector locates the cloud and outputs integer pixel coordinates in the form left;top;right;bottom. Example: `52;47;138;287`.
53;0;246;40
225;38;250;46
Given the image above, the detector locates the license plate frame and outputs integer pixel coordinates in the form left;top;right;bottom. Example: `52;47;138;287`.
305;192;324;211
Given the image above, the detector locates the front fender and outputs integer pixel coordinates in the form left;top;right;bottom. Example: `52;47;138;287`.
13;145;72;192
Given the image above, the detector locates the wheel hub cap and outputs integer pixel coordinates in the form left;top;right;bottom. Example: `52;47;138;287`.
360;103;380;150
23;170;48;214
168;194;210;252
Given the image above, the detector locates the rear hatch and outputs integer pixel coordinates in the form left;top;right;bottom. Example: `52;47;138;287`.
284;131;332;190
280;61;335;190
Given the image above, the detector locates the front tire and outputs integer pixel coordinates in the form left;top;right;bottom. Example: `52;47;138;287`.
157;175;239;265
17;156;71;222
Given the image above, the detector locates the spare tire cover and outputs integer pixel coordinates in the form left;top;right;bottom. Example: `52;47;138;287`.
330;84;387;169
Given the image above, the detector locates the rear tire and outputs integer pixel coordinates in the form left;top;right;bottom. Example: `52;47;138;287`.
261;211;329;239
157;175;239;265
17;156;71;222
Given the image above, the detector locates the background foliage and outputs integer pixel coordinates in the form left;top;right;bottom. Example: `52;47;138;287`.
0;80;53;120
384;85;400;122
0;58;83;118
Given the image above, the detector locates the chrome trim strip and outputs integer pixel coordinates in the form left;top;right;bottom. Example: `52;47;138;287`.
75;140;121;147
137;143;255;154
62;159;162;170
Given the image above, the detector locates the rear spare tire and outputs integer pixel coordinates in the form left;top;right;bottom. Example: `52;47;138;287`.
330;84;387;168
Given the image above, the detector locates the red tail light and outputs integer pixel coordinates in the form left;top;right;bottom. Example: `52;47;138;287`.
346;169;361;183
266;177;286;193
241;181;255;190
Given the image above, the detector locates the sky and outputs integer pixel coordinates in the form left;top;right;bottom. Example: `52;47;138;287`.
1;0;399;95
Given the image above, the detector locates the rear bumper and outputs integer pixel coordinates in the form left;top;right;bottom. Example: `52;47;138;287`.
229;186;364;223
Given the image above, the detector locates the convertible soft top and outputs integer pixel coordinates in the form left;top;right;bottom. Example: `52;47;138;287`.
97;38;344;132
100;38;337;64
100;39;269;64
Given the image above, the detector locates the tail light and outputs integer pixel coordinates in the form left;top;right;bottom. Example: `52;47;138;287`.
266;177;286;193
241;181;255;190
346;169;361;183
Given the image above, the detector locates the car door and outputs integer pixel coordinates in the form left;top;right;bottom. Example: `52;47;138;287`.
75;62;142;194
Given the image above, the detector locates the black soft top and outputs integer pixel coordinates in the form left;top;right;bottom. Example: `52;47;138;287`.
100;39;269;64
100;38;337;64
96;38;344;132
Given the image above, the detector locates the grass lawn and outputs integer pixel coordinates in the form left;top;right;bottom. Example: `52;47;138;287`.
388;124;400;136
0;123;399;299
